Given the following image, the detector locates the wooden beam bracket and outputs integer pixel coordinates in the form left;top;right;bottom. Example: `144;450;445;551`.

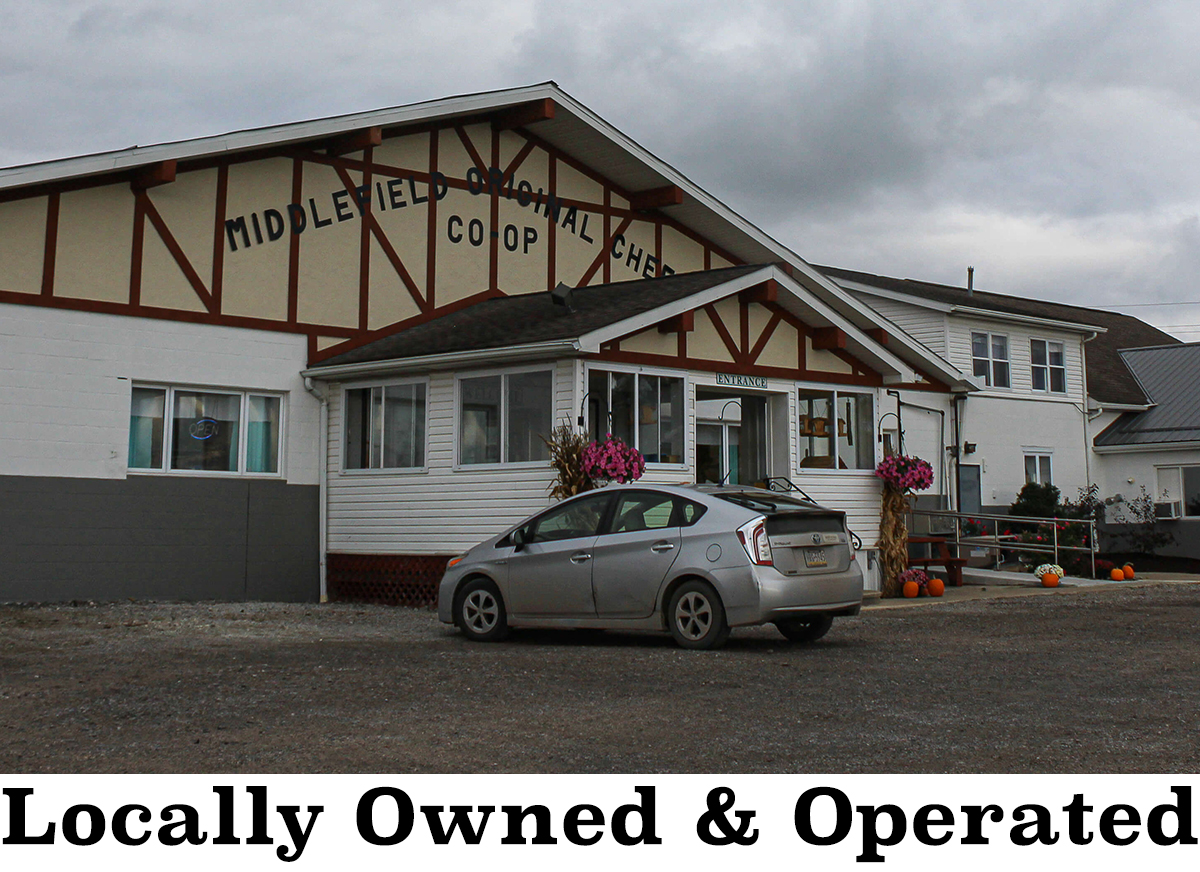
812;326;848;351
130;160;177;191
492;99;556;131
628;185;684;212
327;126;383;156
867;327;889;345
657;311;695;334
740;279;778;304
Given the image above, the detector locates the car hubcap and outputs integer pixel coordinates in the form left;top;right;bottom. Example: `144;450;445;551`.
675;591;712;640
463;590;498;632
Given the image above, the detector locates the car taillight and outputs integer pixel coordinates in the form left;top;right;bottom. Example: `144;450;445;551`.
736;518;773;566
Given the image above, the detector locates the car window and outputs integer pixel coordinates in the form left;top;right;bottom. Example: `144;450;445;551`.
528;494;609;543
612;492;676;533
677;499;707;527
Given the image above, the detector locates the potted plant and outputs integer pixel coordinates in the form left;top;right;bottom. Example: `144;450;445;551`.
1034;563;1064;588
875;454;935;597
582;434;646;485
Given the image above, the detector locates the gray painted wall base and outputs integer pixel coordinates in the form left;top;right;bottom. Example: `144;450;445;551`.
1;475;319;603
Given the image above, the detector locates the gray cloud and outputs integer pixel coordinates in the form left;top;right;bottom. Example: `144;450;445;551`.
3;0;1199;334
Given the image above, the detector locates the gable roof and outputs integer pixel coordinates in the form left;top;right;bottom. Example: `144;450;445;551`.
819;265;1180;407
312;265;764;367
304;264;968;387
1094;344;1200;447
0;83;969;388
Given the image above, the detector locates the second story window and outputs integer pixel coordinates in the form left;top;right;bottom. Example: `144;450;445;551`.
1031;339;1066;393
972;332;1010;388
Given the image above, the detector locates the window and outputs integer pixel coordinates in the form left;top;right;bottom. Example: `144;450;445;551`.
1024;452;1052;485
587;369;685;464
1031;339;1066;393
344;381;426;470
129;386;282;475
797;389;874;470
458;369;553;465
526;492;610;542
611;491;708;532
972;332;1010;388
1157;466;1200;518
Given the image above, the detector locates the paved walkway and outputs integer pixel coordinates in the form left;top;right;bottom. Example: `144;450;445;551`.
864;570;1200;610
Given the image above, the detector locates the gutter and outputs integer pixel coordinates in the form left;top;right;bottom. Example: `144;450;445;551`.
301;339;581;380
949;305;1107;335
303;377;330;603
1093;440;1200;455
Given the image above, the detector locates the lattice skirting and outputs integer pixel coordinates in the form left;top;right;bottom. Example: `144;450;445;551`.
327;554;449;608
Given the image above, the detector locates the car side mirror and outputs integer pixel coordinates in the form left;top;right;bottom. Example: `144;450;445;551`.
511;526;529;553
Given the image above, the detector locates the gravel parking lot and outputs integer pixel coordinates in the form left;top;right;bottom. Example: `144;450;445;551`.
2;581;1198;773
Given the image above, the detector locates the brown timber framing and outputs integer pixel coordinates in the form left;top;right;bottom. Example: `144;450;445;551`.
1;112;754;363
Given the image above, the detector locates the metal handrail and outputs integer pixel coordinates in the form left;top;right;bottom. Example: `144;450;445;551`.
908;508;1098;578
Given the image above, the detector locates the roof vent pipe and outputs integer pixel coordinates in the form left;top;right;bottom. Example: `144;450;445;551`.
967;266;974;296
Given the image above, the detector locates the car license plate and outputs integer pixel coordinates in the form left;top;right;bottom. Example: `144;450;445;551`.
804;548;828;568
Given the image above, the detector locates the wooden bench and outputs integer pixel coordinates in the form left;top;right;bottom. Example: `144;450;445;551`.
907;536;969;587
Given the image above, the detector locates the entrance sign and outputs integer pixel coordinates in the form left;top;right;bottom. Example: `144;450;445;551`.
716;373;768;389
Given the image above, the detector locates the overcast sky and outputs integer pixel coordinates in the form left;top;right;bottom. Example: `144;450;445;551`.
5;1;1200;338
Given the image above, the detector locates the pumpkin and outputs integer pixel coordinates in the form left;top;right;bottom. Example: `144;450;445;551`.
1111;567;1126;581
902;580;920;598
1123;564;1135;579
927;577;945;597
1041;573;1059;588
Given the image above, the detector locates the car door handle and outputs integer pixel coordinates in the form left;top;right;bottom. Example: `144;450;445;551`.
570;552;592;563
651;542;675;553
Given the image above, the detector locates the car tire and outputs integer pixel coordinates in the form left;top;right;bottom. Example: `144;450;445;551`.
455;578;509;642
775;614;833;643
667;580;730;650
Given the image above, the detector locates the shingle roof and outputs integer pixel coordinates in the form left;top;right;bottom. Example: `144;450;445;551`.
818;265;1180;406
1094;344;1200;446
311;265;765;367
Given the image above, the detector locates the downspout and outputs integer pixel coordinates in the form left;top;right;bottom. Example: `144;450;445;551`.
1079;331;1098;493
951;393;966;513
304;376;329;603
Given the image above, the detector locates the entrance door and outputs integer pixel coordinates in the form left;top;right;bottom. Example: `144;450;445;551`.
695;391;767;485
959;464;982;515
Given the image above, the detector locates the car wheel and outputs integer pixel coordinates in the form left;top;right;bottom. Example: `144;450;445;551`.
667;580;730;650
456;578;509;642
774;614;833;643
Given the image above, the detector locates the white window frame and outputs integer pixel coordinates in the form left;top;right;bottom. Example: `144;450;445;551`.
795;384;877;472
128;383;285;478
585;363;689;469
1157;465;1200;519
454;364;556;469
340;377;430;474
971;331;1011;389
1030;338;1067;394
1023;450;1053;486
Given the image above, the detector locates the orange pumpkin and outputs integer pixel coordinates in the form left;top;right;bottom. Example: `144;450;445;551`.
927;578;945;597
1041;573;1059;588
1111;567;1125;581
902;580;920;598
1123;564;1135;579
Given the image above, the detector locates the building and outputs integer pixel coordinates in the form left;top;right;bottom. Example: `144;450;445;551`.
822;267;1178;517
1091;343;1200;558
2;84;974;603
1;84;1183;604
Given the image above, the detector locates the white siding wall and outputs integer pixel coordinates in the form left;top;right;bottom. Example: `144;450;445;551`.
856;295;949;355
0;302;319;483
326;359;577;554
947;315;1086;402
326;360;889;557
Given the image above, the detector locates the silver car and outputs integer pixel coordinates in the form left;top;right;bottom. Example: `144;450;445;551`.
437;484;863;649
